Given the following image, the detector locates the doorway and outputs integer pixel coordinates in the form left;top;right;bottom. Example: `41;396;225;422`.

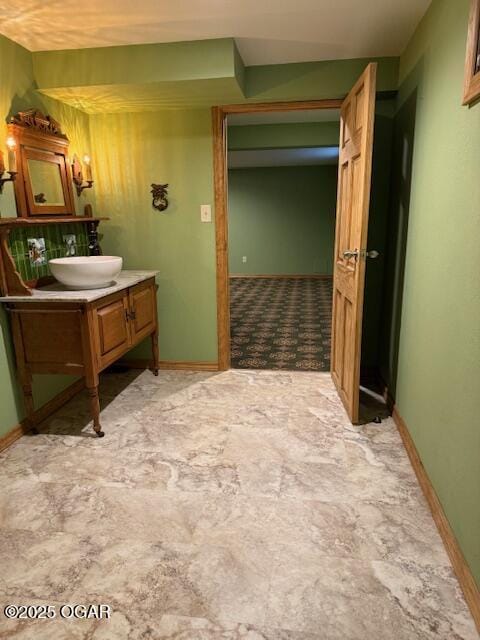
213;63;377;423
226;109;340;371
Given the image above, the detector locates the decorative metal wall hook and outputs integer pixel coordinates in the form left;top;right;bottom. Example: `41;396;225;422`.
151;183;169;211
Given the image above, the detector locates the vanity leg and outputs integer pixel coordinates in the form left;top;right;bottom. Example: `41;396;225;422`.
81;309;104;438
22;378;38;435
151;329;159;376
10;310;38;434
87;386;104;438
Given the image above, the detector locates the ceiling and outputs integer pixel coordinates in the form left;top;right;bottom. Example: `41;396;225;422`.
228;146;339;168
0;0;431;65
228;109;340;126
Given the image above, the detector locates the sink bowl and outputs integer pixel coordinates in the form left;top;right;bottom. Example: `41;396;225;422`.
49;256;123;290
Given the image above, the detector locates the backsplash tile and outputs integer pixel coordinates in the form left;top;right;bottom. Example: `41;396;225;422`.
9;223;89;281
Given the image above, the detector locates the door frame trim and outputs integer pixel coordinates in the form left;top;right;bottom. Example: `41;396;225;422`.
212;98;343;370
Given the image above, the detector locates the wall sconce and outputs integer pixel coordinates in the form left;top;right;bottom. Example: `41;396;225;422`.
0;137;17;194
72;153;94;196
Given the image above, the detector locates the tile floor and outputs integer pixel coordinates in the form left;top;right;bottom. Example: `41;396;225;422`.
0;368;477;639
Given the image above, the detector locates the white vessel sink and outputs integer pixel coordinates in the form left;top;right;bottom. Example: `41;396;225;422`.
49;256;123;290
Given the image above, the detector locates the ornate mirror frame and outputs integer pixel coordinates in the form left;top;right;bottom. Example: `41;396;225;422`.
463;0;480;105
8;109;76;217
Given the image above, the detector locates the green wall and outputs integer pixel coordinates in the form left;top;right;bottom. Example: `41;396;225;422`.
245;57;399;102
34;39;245;113
382;0;480;586
228;122;340;150
89;110;217;362
33;39;241;89
228;166;337;275
0;33;94;438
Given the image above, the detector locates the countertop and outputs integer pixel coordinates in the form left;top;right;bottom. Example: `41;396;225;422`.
0;270;159;303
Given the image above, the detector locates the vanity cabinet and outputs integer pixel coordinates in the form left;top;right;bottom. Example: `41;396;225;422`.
3;272;159;438
127;280;157;344
94;293;132;369
93;281;157;371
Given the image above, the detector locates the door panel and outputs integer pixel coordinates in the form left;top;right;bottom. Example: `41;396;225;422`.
129;280;157;346
331;63;377;423
94;294;131;369
20;310;83;366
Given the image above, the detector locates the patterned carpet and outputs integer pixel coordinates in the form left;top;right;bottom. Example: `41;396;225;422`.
230;277;333;371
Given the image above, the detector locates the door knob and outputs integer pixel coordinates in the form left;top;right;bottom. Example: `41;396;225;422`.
365;250;379;259
343;249;359;260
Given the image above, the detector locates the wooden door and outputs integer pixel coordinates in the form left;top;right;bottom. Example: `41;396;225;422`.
331;63;377;423
93;293;131;369
128;280;157;346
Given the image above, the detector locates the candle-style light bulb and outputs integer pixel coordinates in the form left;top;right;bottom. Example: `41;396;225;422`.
83;154;92;181
6;137;17;173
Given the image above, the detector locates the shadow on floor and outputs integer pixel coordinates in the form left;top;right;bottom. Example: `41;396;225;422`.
26;368;146;440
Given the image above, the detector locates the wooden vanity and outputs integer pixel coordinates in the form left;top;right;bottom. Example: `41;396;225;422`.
0;109;160;437
0;271;159;437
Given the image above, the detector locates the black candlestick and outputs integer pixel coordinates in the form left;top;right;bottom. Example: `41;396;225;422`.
87;220;102;256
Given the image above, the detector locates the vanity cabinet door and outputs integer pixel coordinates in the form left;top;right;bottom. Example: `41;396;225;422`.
128;280;157;346
93;293;131;369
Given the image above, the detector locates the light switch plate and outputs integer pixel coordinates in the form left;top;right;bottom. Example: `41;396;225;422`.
200;204;212;222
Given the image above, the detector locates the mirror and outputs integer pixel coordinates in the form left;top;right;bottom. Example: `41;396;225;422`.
27;158;66;207
7;109;76;218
